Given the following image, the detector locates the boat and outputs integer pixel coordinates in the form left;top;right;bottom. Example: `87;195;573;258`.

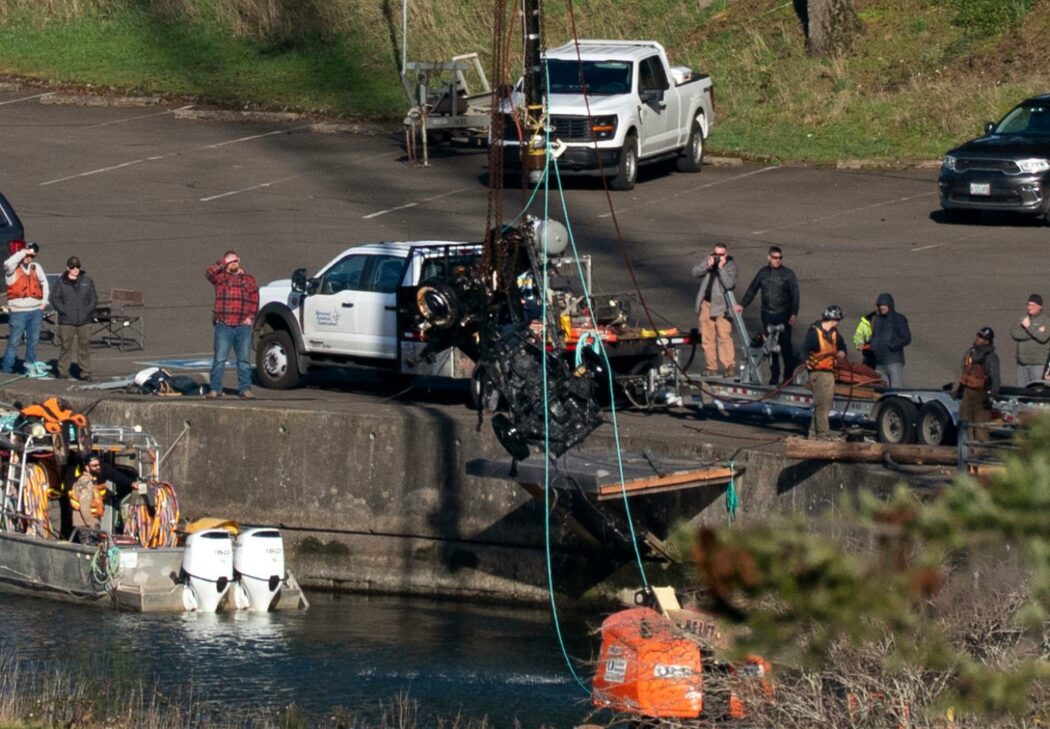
0;398;308;612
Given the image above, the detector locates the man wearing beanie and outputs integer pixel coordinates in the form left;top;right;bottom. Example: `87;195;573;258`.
1010;293;1050;387
50;255;97;380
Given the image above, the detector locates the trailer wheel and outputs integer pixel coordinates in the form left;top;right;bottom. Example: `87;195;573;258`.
917;401;956;446
876;397;917;444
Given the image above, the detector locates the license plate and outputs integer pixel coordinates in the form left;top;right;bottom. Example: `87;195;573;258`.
970;182;991;196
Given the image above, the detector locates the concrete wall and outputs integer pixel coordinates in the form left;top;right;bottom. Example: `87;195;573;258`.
2;388;905;604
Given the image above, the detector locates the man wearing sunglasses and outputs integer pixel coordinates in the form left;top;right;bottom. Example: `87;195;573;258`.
734;245;800;384
206;250;259;399
50;256;98;380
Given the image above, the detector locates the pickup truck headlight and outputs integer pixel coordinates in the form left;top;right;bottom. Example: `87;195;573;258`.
590;115;618;141
1017;158;1050;174
942;154;957;172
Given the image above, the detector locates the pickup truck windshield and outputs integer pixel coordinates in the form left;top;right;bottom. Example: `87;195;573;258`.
546;60;632;96
995;104;1050;136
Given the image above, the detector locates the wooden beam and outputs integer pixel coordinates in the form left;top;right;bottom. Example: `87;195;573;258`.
785;437;956;465
595;467;735;499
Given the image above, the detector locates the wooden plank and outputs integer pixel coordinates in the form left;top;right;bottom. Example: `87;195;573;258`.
785;437;956;465
596;467;734;498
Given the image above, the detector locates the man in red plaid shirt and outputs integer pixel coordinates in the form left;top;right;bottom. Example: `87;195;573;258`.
206;250;259;399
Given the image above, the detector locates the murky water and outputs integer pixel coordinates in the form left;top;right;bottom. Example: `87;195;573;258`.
0;591;598;727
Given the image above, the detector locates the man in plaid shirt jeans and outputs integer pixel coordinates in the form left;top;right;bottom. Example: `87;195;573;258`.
206;250;259;399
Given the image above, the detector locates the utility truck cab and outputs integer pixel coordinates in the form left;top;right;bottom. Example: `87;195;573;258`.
499;40;715;190
253;241;483;389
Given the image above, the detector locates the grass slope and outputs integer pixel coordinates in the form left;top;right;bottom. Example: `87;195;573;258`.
0;0;1047;161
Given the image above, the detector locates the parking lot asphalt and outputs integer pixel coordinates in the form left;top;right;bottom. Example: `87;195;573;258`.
1;88;1045;419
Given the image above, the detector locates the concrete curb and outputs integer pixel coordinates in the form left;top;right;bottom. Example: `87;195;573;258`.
836;158;942;170
174;108;303;123
40;93;164;108
706;156;744;167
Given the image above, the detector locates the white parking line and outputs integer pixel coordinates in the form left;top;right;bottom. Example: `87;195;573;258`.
85;105;195;129
362;187;473;219
199;152;393;202
39;126;310;186
751;191;937;235
596;165;779;219
0;92;56;106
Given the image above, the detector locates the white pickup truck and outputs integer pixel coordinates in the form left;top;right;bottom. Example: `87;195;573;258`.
252;241;483;389
499;40;715;190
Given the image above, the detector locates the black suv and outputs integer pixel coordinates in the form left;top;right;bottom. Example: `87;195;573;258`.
0;192;25;248
939;95;1050;220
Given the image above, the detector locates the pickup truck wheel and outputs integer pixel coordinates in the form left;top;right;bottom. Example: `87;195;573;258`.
256;330;301;390
610;134;638;191
876;397;917;445
676;117;705;173
917;401;956;446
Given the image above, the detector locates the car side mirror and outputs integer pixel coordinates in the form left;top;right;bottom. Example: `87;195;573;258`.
306;278;320;296
984;121;995;135
291;268;308;293
640;88;664;105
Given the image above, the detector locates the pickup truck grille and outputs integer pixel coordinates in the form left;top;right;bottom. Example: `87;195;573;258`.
955;158;1022;175
549;115;592;142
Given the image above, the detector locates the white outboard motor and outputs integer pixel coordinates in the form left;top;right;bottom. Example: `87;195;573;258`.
182;529;234;612
232;528;285;612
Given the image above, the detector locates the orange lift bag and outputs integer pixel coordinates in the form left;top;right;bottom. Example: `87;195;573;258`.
592;607;703;719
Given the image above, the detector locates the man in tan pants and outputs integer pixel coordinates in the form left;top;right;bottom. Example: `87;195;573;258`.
803;305;847;439
692;243;738;376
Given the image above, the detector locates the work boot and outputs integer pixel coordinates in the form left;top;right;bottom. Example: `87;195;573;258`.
206;390;221;399
239;391;256;400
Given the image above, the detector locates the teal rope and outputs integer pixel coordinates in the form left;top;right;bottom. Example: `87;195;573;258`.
725;460;739;523
537;103;588;695
550;146;650;589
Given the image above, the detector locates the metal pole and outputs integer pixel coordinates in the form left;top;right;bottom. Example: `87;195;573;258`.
401;0;408;78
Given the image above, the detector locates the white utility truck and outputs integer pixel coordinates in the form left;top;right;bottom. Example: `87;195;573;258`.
498;40;715;190
252;241;483;389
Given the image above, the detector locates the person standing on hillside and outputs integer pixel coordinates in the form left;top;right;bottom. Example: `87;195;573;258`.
733;245;800;384
206;250;259;399
1010;293;1050;387
693;243;737;377
50;256;98;381
2;242;49;377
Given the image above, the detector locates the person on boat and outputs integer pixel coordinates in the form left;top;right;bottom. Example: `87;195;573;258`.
70;456;112;533
803;305;847;440
70;455;141;533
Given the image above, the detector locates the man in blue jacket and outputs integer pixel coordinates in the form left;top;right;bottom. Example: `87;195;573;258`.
869;292;911;388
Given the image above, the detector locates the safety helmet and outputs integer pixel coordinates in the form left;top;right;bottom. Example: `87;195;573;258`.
976;326;995;342
822;305;844;322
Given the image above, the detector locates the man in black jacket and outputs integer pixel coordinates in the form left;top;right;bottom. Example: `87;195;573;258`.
734;245;800;384
869;292;911;388
49;256;98;380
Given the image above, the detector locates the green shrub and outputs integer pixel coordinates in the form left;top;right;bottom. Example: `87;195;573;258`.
939;0;1037;34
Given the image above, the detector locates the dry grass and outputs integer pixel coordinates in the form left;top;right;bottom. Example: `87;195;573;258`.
0;657;496;729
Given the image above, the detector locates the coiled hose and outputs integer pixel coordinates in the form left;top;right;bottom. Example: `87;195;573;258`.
20;463;54;539
124;482;180;548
